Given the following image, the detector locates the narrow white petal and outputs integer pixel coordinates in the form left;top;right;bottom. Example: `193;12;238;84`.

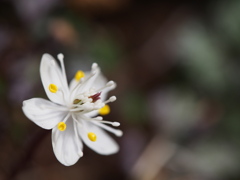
52;117;83;166
71;64;101;97
92;72;116;102
77;120;119;155
94;72;109;101
92;72;108;91
84;110;98;118
22;98;67;129
69;78;79;92
69;72;90;92
40;53;69;105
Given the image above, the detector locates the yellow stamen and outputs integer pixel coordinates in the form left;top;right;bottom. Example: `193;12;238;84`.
88;132;97;142
49;84;58;93
75;70;85;81
58;122;66;131
99;104;110;115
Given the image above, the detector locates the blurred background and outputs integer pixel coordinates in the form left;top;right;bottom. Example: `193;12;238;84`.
0;0;240;179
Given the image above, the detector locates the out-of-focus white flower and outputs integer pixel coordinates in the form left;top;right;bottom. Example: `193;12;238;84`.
22;53;122;166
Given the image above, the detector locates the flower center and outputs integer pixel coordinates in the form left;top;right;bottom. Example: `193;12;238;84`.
89;92;101;102
71;92;104;113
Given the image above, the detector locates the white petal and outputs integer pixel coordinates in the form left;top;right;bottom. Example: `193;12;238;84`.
40;53;68;105
92;72;108;91
22;98;67;129
80;65;101;93
70;65;101;98
84;110;98;118
52;118;83;166
69;71;90;92
78;120;119;155
69;78;79;92
94;72;109;101
69;71;94;92
91;72;116;102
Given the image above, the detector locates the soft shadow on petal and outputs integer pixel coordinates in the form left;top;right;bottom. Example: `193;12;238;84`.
84;110;98;118
70;66;101;98
92;72;107;91
69;78;78;92
22;98;67;129
69;72;92;92
80;67;100;93
40;53;68;105
93;72;108;101
52;117;83;166
78;120;119;155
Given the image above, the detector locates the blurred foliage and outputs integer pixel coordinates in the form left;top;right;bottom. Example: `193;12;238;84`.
122;90;147;125
89;35;122;72
178;22;226;94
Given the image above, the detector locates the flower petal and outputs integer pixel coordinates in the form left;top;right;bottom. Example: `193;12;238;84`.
22;98;67;129
78;120;119;155
92;71;107;91
93;72;108;100
52;117;83;166
69;64;100;98
84;110;98;118
40;53;68;105
69;72;90;92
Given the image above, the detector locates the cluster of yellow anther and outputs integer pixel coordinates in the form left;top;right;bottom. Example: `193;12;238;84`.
88;132;97;142
49;84;58;93
58;122;67;131
75;70;85;81
99;104;110;115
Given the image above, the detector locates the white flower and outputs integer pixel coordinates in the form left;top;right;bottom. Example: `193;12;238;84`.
22;53;122;166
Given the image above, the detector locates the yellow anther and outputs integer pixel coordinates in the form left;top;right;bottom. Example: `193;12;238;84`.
49;84;58;93
58;122;66;131
73;99;81;104
99;104;110;115
75;70;85;81
88;132;97;142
